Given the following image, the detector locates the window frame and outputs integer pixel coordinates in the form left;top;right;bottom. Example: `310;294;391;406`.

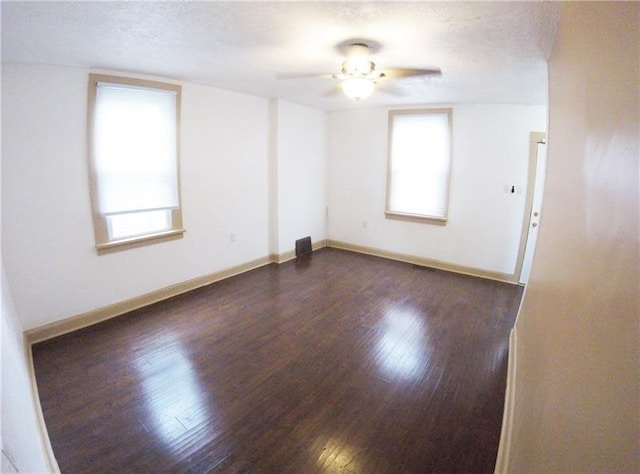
385;108;453;225
87;73;185;253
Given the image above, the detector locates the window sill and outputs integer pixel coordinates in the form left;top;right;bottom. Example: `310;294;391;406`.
96;228;186;254
385;211;448;226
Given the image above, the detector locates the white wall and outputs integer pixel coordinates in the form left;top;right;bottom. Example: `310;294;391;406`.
272;100;327;255
2;264;54;473
505;3;639;472
328;104;546;275
2;64;270;330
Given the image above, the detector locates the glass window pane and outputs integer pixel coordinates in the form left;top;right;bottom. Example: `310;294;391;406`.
107;209;172;240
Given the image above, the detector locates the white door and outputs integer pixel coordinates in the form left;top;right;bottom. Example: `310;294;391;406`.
519;139;547;284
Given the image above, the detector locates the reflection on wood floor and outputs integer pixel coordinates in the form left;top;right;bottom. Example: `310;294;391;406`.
32;248;523;473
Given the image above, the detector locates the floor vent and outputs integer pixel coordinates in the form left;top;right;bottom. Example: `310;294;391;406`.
295;236;312;258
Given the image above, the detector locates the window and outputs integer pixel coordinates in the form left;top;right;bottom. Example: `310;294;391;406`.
88;74;184;252
386;109;452;223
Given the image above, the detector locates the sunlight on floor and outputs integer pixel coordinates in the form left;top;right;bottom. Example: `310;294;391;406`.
134;334;220;457
374;304;431;381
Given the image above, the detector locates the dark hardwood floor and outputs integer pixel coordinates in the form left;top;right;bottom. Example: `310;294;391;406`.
32;248;523;473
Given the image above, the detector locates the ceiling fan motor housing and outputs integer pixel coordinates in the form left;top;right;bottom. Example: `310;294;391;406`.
342;59;375;77
342;43;377;77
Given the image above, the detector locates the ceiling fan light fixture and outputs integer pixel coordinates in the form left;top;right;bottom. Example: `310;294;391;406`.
341;77;375;101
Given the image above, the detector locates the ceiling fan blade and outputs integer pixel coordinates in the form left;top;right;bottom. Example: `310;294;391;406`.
375;80;407;97
382;68;442;79
321;85;342;98
276;72;333;80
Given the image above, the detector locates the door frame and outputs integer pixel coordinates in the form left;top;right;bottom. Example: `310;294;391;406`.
513;131;546;284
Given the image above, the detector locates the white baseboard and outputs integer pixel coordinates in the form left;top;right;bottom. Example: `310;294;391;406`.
26;240;330;344
25;256;272;344
270;239;328;264
494;328;518;473
327;240;518;284
24;336;61;473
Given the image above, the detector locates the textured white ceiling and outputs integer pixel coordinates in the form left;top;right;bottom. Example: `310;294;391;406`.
1;1;561;110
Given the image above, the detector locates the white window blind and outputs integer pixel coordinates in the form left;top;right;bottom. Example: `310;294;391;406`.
387;110;452;221
94;82;179;215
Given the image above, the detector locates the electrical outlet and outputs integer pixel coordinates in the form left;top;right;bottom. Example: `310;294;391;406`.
230;233;236;242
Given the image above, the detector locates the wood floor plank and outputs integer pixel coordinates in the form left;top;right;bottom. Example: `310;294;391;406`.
32;248;522;473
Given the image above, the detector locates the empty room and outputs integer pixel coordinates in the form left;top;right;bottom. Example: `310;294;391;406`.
2;2;638;473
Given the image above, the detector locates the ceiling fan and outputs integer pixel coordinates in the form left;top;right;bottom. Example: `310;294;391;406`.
279;40;441;101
